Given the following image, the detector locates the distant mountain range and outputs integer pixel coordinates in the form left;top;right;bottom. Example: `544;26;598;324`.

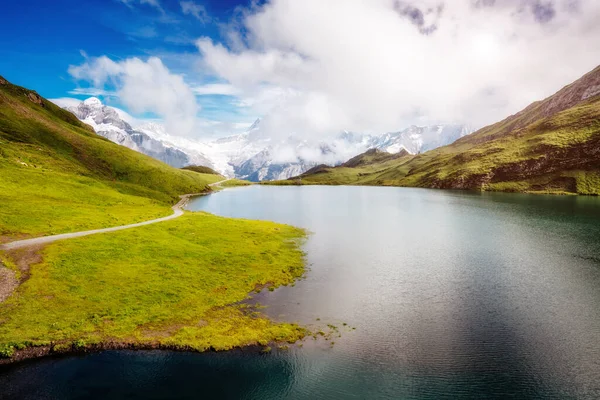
59;98;471;181
64;98;212;168
293;65;600;195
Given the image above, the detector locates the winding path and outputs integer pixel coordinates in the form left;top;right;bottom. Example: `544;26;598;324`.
0;179;230;251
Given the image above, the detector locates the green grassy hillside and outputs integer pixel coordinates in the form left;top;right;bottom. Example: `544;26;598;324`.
272;149;414;186
0;76;221;237
0;76;315;361
182;165;221;175
0;213;306;358
218;178;253;187
294;66;600;194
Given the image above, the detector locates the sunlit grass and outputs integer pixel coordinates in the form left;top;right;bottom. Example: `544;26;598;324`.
218;179;253;187
0;212;307;356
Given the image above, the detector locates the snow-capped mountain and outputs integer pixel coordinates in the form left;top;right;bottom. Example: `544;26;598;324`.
367;125;471;154
64;98;213;169
59;98;472;181
227;122;472;181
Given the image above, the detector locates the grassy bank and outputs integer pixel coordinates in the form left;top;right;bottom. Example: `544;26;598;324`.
0;212;307;360
218;179;253;188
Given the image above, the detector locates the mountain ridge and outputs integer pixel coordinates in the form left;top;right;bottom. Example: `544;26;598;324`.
58;98;472;182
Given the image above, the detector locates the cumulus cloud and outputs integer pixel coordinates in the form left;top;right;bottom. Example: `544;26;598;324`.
196;0;600;140
69;56;199;136
49;97;84;109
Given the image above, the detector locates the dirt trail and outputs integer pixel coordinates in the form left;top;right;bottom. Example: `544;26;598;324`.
0;264;17;303
0;179;230;251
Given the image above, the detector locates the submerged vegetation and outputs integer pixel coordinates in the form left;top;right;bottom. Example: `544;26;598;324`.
0;213;307;360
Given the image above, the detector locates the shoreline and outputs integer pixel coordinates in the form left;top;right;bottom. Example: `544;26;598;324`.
0;187;312;367
262;180;600;196
0;338;299;367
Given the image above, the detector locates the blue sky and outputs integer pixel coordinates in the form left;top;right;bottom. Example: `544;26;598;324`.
0;0;257;133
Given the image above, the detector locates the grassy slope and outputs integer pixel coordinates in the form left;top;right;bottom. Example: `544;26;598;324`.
292;67;600;194
377;95;600;194
0;77;221;237
0;77;312;359
0;213;306;357
218;178;253;187
182;165;221;175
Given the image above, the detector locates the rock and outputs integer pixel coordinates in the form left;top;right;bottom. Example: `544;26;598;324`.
27;92;43;106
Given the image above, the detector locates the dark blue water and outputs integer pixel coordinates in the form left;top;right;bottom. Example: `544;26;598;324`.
2;186;600;399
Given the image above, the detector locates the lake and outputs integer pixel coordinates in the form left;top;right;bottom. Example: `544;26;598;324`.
2;186;600;399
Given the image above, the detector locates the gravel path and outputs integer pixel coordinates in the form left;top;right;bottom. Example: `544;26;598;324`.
0;179;229;251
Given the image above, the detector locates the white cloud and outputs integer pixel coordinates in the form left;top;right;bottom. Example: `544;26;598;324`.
69;56;199;136
180;1;211;23
49;97;84;109
68;87;116;97
196;0;600;139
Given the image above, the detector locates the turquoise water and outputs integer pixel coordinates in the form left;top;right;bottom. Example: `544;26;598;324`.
2;186;600;399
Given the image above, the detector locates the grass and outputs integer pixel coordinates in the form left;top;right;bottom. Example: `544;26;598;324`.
0;165;171;237
373;86;600;193
263;179;305;186
0;212;308;356
0;76;222;238
0;76;312;360
218;179;253;188
182;165;221;175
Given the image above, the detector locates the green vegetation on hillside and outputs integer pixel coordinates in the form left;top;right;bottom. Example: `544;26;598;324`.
267;149;414;186
0;76;313;361
375;95;600;194
0;76;221;238
0;212;307;358
182;165;221;175
218;178;253;187
287;66;600;195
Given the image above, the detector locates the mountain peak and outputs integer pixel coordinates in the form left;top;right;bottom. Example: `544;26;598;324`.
83;97;102;107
